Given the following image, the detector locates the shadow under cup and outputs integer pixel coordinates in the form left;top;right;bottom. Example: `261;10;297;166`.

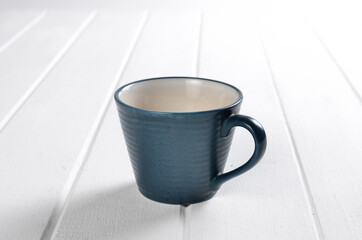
114;77;267;205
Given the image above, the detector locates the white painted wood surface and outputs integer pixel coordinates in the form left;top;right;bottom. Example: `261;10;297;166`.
308;14;362;102
0;10;145;239
0;10;46;53
261;15;362;240
0;6;361;240
0;10;93;130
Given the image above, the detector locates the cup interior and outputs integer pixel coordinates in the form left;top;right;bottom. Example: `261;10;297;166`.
117;78;241;112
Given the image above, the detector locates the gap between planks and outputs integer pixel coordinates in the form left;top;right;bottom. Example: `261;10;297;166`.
0;10;98;133
178;12;203;240
0;10;47;54
180;206;192;240
305;19;362;105
39;11;150;240
258;20;325;240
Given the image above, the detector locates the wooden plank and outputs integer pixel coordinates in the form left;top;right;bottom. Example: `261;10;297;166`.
0;11;145;239
308;14;362;102
0;10;95;131
261;15;362;240
55;12;200;240
188;12;318;240
0;10;46;53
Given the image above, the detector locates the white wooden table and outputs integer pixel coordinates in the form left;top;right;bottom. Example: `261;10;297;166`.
1;2;362;239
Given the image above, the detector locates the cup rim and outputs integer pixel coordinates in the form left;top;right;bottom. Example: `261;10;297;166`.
114;76;243;115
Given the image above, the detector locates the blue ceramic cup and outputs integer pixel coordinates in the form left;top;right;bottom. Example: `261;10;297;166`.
114;77;267;205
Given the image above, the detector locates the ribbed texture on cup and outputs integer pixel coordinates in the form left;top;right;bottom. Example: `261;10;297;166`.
116;105;239;204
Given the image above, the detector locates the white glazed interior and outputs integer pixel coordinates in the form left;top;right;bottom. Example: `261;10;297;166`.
118;78;240;112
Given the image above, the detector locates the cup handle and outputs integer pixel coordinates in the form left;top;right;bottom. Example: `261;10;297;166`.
211;114;267;189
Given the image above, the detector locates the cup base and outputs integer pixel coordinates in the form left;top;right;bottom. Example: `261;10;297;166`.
138;187;217;205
